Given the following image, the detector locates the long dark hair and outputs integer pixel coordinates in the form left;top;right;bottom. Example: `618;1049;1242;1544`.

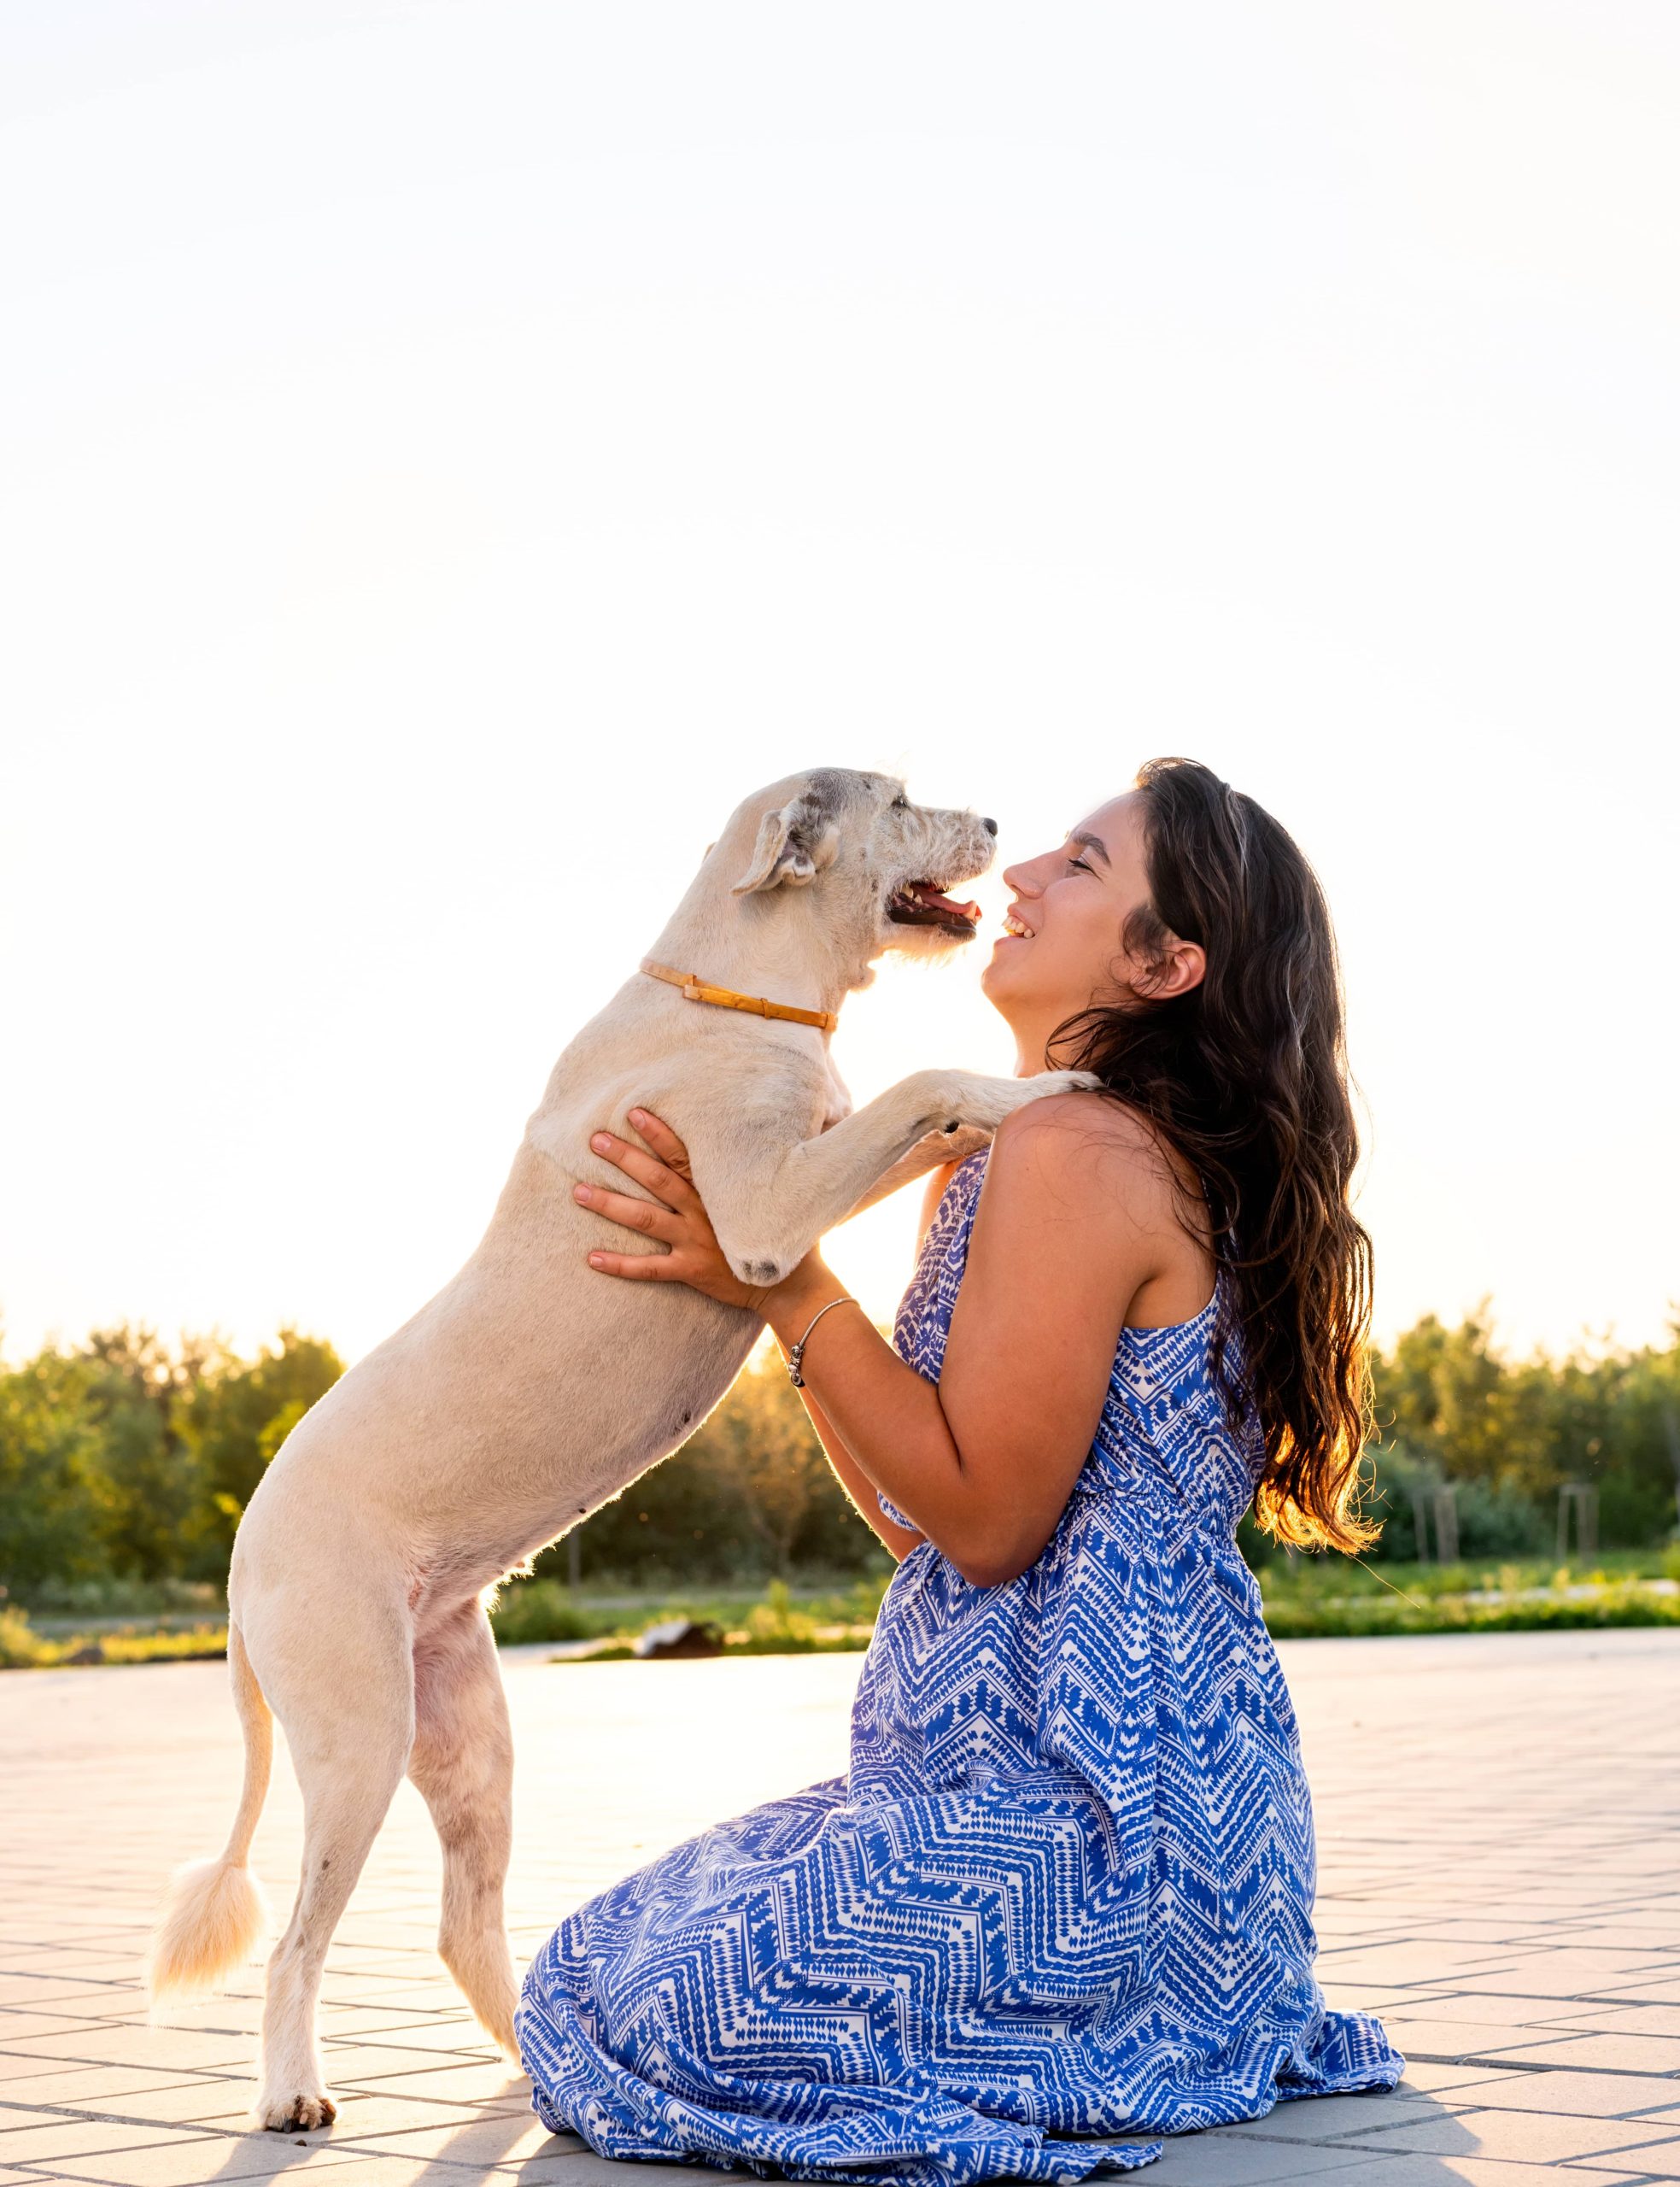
1051;757;1374;1552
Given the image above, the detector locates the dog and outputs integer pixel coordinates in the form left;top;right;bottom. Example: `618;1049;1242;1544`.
147;766;1094;2131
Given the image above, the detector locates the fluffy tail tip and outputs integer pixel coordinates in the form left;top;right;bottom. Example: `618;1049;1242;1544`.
146;1857;269;2005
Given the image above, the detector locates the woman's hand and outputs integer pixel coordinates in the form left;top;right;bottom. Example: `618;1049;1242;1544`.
576;1108;802;1316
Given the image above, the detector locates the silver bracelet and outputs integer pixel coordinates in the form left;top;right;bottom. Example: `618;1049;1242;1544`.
786;1296;862;1387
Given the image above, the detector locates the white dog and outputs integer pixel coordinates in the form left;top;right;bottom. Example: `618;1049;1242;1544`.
148;767;1092;2131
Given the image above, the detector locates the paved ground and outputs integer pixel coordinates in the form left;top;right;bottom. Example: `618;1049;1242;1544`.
2;1628;1679;2187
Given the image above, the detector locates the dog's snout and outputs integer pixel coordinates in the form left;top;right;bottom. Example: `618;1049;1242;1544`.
980;817;998;837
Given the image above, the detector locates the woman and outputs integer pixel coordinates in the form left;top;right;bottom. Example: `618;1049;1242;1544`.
516;758;1405;2182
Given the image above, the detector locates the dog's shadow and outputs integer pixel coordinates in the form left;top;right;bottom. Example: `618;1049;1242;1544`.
196;2075;616;2187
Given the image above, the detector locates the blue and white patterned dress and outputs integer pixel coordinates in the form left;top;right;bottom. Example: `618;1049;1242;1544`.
518;1150;1403;2182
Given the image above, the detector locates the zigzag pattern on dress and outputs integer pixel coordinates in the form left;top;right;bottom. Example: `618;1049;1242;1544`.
518;1149;1403;2184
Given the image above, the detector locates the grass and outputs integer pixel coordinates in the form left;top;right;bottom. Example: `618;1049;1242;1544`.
511;1551;1680;1659
5;1550;1677;1669
0;1605;228;1669
1253;1545;1680;1639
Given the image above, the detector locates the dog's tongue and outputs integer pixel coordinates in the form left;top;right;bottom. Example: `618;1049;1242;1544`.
910;882;980;921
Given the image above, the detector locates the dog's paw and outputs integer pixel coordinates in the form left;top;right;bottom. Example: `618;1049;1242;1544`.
932;1070;1102;1134
1021;1070;1103;1100
256;2089;337;2133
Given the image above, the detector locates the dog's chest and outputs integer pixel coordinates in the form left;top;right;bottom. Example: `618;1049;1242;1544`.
820;1057;852;1133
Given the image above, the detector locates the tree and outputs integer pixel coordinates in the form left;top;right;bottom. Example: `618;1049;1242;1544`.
182;1329;344;1557
78;1327;224;1581
0;1347;108;1597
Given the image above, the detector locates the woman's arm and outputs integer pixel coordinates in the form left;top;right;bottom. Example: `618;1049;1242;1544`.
768;1159;959;1563
576;1099;1185;1587
794;1381;926;1560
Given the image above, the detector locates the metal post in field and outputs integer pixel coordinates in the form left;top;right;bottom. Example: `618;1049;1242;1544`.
1410;1488;1432;1564
1557;1481;1597;1561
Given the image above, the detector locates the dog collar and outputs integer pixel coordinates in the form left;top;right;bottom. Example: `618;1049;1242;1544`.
639;959;839;1035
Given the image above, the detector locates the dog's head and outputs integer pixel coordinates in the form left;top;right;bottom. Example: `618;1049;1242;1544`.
723;768;997;966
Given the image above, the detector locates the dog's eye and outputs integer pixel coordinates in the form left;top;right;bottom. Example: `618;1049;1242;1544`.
891;795;909;811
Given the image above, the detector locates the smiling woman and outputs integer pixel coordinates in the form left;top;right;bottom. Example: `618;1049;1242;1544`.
516;757;1405;2182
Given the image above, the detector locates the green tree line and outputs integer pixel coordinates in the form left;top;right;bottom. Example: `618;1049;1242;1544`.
2;1308;1677;1607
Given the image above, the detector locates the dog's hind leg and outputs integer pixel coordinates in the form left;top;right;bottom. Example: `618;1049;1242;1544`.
408;1602;519;2055
245;1591;415;2131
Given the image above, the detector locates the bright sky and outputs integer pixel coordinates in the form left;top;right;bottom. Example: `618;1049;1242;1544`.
3;3;1676;1370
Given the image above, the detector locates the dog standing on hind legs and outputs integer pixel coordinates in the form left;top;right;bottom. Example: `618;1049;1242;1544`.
146;767;1095;2130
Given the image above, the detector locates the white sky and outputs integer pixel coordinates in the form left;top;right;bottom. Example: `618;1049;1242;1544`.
2;2;1676;1369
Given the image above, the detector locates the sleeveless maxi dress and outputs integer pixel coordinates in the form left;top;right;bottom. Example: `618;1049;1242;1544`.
517;1150;1403;2181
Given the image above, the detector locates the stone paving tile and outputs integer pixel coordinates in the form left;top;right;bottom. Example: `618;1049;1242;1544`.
1378;2017;1594;2061
31;2143;372;2184
3;1629;1678;2184
1330;2103;1680;2161
1201;2088;1490;2143
1447;1952;1680;1998
0;2073;208;2109
1148;2131;1386;2181
175;2099;496;2142
325;2066;529;2109
1578;2147;1680;2182
0;2125;195;2166
1392;1990;1626;2026
1344;2161;1652;2185
1434;2067;1680;2118
1486;2031;1680;2073
4;2038;256;2079
1554;2008;1680;2037
19;2085;263;2131
1601;1979;1680;2007
313;2115;577;2168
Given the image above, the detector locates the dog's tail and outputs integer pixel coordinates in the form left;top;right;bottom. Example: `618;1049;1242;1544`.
146;1621;272;2002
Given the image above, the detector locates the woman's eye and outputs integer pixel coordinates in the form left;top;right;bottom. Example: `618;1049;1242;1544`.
1068;855;1093;874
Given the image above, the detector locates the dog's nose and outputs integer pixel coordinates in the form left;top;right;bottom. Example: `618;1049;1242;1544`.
980;816;998;836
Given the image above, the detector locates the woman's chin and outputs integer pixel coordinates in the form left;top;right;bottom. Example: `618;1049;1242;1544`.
979;945;1031;1010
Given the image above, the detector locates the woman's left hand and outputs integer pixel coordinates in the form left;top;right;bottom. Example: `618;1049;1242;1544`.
576;1109;776;1314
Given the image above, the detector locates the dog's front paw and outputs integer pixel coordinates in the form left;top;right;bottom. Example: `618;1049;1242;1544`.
1021;1069;1103;1101
256;2088;337;2133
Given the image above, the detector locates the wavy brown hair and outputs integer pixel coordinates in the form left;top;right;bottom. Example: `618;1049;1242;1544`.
1050;757;1374;1551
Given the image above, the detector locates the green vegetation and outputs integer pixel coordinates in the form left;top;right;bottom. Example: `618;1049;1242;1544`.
2;1307;1677;1665
1361;1307;1680;1557
0;1603;228;1669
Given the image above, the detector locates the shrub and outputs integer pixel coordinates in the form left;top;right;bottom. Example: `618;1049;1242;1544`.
487;1580;605;1646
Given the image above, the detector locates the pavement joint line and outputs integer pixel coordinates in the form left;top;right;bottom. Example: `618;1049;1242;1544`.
1398;2052;1680;2077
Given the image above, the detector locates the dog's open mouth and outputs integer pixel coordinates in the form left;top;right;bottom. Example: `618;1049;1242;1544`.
887;880;983;938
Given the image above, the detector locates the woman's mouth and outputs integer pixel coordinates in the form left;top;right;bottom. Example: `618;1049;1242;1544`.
1000;909;1033;941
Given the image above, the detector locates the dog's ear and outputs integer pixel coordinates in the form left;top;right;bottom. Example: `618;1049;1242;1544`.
731;793;839;895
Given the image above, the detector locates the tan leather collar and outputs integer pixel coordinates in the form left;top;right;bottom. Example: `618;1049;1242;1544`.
640;959;839;1035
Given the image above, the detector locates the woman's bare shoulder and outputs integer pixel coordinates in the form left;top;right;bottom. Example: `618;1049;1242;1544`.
988;1091;1185;1229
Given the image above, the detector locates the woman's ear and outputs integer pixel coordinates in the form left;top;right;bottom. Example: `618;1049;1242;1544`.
1148;938;1206;1000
